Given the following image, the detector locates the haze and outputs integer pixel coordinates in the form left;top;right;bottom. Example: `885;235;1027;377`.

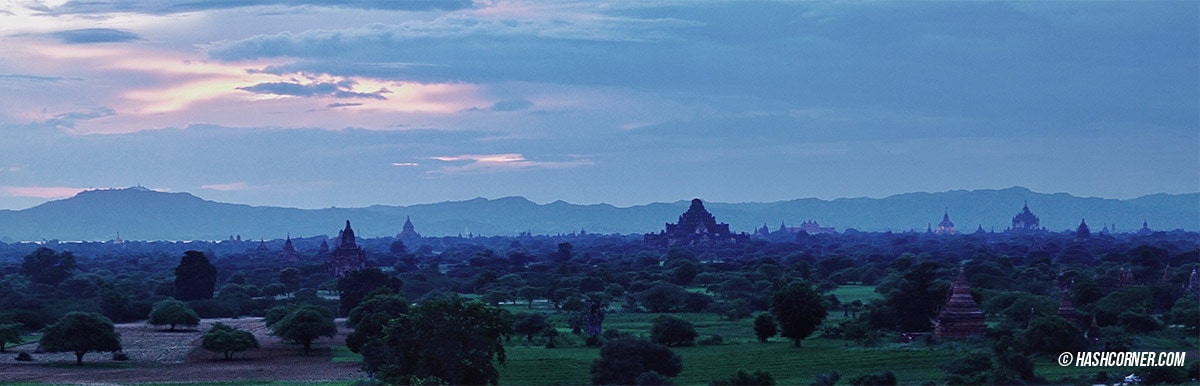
0;1;1196;210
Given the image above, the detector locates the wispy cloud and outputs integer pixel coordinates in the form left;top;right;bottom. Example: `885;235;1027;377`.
392;162;419;167
428;153;593;174
238;80;388;100
50;28;140;44
0;186;87;199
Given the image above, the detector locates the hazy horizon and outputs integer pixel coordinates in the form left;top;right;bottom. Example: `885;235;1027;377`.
1;1;1196;211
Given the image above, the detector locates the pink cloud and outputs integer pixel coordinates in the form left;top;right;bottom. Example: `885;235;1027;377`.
428;153;593;174
0;186;87;199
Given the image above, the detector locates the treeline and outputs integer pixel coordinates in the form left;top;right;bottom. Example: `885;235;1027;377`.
0;229;1197;384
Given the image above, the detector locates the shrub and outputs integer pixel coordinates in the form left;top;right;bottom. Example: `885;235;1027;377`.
650;315;698;347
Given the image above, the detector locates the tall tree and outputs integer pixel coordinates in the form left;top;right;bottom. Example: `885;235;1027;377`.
38;312;122;365
753;313;778;343
267;303;337;355
371;296;513;385
201;322;259;360
0;322;22;352
278;267;301;296
148;298;200;331
346;291;410;376
174;250;217;301
337;268;402;316
21;247;76;286
770;281;827;347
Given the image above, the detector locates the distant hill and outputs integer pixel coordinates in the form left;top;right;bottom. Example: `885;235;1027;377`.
0;186;1194;242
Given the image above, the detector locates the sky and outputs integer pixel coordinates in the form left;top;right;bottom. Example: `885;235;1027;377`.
0;0;1196;210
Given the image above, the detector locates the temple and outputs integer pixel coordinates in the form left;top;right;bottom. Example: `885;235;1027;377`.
935;210;956;235
933;268;987;338
328;220;368;277
1008;202;1043;232
779;220;836;235
396;216;422;246
1057;289;1080;326
278;234;302;262
644;198;749;247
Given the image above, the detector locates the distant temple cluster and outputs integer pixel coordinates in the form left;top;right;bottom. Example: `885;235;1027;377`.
644;199;749;247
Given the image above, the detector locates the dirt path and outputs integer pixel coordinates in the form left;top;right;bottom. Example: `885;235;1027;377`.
0;318;363;384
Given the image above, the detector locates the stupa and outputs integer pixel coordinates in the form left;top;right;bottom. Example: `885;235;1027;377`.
934;267;987;338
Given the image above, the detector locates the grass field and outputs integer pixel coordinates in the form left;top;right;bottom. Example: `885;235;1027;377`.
329;345;362;363
494;284;1194;385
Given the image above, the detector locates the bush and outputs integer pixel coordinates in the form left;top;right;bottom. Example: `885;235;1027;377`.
847;371;896;385
15;352;32;361
711;369;774;386
650;315;698;347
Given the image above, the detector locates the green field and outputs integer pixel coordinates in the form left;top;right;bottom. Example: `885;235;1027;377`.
493;284;1188;385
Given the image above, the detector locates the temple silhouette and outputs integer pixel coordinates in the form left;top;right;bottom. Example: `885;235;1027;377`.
328;220;367;277
644;198;749;247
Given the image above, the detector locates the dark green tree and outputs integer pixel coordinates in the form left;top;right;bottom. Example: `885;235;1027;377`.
513;313;552;343
201;322;259;360
640;282;688;313
372;296;513;385
174;250;217;301
0;322;22;352
38;312;122;365
336;267;402;316
278;267;301;296
1021;315;1088;356
770;281;827;347
346;291;410;376
650;314;698;347
148;298;200;331
847;371;897;385
267;303;337;355
753;313;777;343
21;247;76;286
712;369;775;386
590;337;683;385
875;262;946;332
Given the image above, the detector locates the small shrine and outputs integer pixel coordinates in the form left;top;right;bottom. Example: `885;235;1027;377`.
934;268;987;338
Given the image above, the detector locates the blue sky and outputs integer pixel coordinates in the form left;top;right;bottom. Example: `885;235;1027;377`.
0;0;1196;210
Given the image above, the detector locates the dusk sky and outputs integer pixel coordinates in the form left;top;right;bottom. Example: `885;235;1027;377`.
0;0;1196;210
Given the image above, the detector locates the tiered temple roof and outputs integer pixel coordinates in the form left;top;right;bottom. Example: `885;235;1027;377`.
934;268;987;338
329;220;367;277
278;234;302;262
1009;202;1042;232
935;210;956;235
644;199;748;247
396;216;422;245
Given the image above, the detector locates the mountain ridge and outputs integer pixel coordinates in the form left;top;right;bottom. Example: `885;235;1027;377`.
0;186;1195;242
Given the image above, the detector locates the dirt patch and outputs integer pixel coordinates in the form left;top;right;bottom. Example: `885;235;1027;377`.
0;318;364;383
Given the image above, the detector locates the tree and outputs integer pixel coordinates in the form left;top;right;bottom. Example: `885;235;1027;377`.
267;303;337;355
712;369;775;386
278;267;301;296
0;322;22;352
640;282;688;313
1021;315;1088;356
148;298;200;331
38;312;122;365
874;261;946;332
201;322;259;360
371;296;513;385
21;247;76;286
753;313;777;343
336;268;402;316
770;281;827;347
590;337;683;385
650;314;698;347
513;313;552;343
346;291;410;375
174;250;217;301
